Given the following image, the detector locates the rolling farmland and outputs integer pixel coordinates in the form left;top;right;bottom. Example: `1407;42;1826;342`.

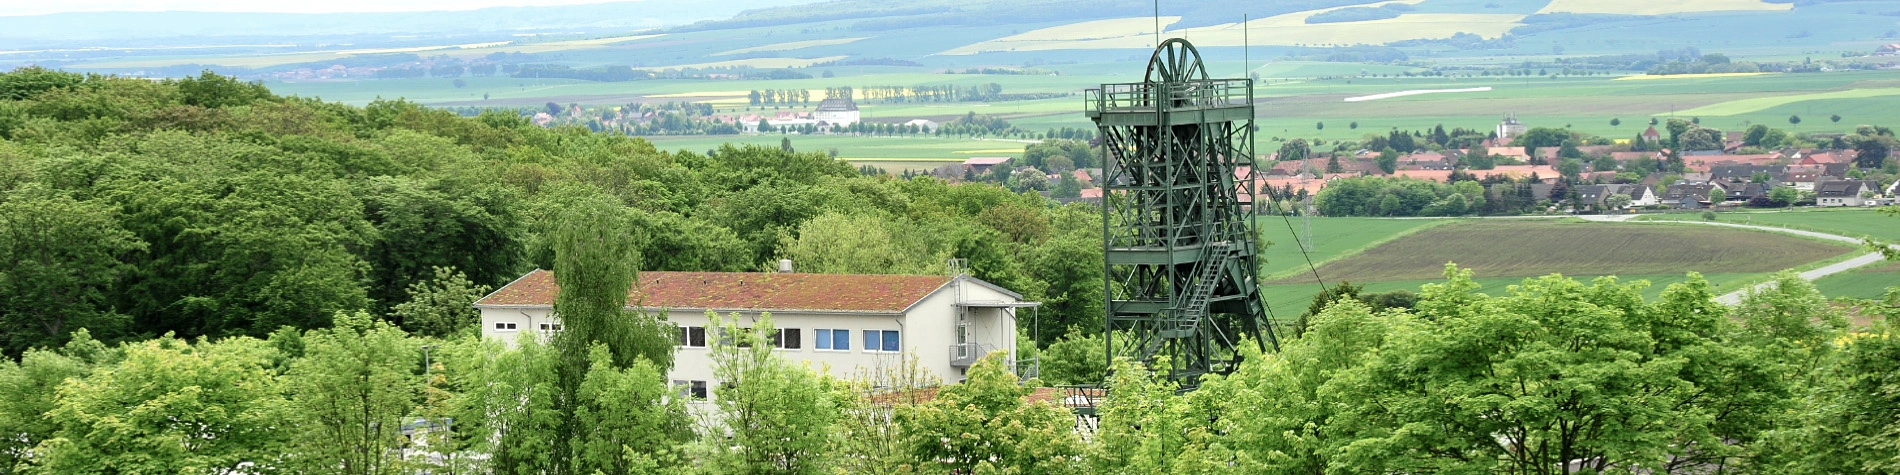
1267;220;1855;285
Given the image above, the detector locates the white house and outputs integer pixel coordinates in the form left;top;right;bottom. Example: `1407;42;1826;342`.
904;119;939;133
1815;180;1874;207
814;98;860;127
475;268;1033;399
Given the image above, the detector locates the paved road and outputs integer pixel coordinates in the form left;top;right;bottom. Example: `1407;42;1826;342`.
1575;214;1894;304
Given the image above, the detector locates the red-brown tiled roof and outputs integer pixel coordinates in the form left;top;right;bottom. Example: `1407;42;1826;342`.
478;269;952;313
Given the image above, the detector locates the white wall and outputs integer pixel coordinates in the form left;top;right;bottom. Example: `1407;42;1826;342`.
475;275;1024;398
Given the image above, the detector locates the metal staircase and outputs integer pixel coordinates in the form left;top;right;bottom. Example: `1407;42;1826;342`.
1174;241;1233;334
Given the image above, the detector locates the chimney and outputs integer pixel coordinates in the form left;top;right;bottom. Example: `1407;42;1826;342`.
777;259;794;273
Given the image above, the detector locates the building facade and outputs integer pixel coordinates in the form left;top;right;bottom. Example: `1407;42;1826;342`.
814;98;860;127
475;269;1031;399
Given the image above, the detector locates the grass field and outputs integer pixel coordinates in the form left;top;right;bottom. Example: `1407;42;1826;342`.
1255;216;1460;280
1812;261;1900;300
1636;208;1900;241
713;38;867;56
1268;220;1855;284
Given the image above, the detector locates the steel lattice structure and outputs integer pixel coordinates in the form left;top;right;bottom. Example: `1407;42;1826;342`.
1086;39;1275;386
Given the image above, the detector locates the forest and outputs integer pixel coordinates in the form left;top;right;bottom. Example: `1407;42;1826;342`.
0;68;1897;474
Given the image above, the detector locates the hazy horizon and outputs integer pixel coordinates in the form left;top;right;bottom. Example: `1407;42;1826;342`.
0;0;767;17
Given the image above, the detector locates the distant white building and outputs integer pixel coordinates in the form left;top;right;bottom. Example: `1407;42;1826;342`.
1496;114;1526;141
475;266;1033;400
905;119;939;133
1815;180;1875;207
814;98;860;127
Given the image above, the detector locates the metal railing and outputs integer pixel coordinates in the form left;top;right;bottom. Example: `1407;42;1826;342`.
949;343;992;367
1086;79;1251;115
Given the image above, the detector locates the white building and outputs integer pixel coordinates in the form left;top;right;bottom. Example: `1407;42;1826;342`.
475;268;1033;398
1815;180;1874;207
1496;114;1526;141
814;98;860;127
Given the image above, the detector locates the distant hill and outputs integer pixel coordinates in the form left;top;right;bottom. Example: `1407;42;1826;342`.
0;0;814;45
13;0;1900;73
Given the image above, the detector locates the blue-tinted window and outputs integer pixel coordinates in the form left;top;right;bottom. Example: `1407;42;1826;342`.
817;329;849;350
865;330;900;352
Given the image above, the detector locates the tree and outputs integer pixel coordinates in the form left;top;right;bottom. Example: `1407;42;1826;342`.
1852;134;1894;169
1830;113;1842;123
1316;121;1324;130
1277;138;1311;161
1744;124;1770;146
1038;330;1106;385
0;332;100;470
1667;118;1694;148
1592;155;1618;172
898;353;1082;474
391;266;492;338
1322;268;1759;474
283;311;418;475
543;197;678;474
452;79;466;88
780;212;943;275
571;343;693;474
1789;114;1802;126
1610;117;1621;126
1375;148;1398;174
701;312;839;474
1327;155;1345;173
1349;121;1359;129
1679;127;1724;151
1605;193;1632;210
0;188;145;355
758;119;774;133
35;336;289;473
1051;172;1082;199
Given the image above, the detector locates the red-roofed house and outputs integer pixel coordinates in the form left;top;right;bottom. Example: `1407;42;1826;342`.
478;268;1033;394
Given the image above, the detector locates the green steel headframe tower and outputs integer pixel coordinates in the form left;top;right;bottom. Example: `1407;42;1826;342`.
1087;39;1275;386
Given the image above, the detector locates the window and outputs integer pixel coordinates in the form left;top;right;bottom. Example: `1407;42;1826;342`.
770;328;802;349
864;330;900;352
537;323;563;331
674;380;707;400
493;322;518;331
677;326;707;348
815;328;850;350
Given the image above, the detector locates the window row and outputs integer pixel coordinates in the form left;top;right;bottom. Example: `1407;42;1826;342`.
491;322;561;332
675;326;899;352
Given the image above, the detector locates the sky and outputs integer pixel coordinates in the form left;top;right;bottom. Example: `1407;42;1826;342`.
0;0;643;16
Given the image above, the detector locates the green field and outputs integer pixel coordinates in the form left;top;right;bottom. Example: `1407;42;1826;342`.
1636;208;1900;241
1252;219;1866;324
1255;216;1460;280
1268;220;1854;284
1812;261;1900;300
